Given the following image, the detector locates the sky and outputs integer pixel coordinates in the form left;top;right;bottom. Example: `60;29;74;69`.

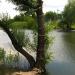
43;0;68;13
0;0;68;18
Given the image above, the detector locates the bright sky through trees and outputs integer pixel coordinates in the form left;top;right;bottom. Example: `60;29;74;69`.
0;0;68;18
0;0;19;18
43;0;68;13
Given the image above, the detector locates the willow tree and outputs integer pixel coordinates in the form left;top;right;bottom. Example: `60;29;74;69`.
0;0;46;72
61;0;75;31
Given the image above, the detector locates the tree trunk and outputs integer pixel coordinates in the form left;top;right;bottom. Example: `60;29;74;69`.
66;24;71;31
0;24;35;69
35;0;46;73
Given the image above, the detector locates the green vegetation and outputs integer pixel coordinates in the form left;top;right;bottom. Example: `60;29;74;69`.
0;1;53;74
58;0;75;31
0;48;5;64
44;0;75;32
0;48;19;68
1;0;75;74
45;11;58;22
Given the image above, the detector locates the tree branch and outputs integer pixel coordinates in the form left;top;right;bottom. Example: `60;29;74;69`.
0;21;35;68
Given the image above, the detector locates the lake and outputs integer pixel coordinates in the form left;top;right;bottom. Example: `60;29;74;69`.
46;30;75;75
0;30;75;75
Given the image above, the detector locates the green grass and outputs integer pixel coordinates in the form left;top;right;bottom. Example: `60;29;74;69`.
71;24;75;29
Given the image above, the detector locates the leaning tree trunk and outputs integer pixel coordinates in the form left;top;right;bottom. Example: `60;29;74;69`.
35;0;46;73
0;23;35;69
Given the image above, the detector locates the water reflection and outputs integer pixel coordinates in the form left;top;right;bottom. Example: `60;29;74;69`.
1;29;75;75
46;30;75;75
62;32;75;62
0;30;30;70
46;61;75;75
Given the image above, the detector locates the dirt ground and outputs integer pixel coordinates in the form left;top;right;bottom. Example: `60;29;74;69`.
11;71;39;75
6;68;41;75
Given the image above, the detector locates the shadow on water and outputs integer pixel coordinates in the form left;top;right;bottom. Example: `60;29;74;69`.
46;61;75;75
62;31;75;62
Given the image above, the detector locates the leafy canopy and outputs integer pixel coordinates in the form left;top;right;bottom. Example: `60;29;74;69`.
63;1;75;25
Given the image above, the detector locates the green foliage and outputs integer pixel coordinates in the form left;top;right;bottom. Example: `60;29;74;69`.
10;22;27;29
13;30;37;52
45;11;58;22
5;51;20;67
0;48;5;63
63;3;75;25
7;0;37;13
0;0;54;70
45;21;58;33
44;21;54;64
14;52;19;63
44;34;53;64
0;14;53;65
45;51;53;64
22;31;37;51
0;48;14;66
6;52;14;64
60;1;75;30
10;15;37;31
22;16;37;30
71;23;75;29
13;30;25;47
9;14;38;51
0;14;37;52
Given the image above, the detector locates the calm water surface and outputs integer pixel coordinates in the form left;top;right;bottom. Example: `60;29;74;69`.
0;30;75;75
46;30;75;75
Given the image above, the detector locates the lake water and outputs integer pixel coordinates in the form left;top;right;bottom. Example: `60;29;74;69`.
0;30;75;75
0;30;30;70
46;30;75;75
